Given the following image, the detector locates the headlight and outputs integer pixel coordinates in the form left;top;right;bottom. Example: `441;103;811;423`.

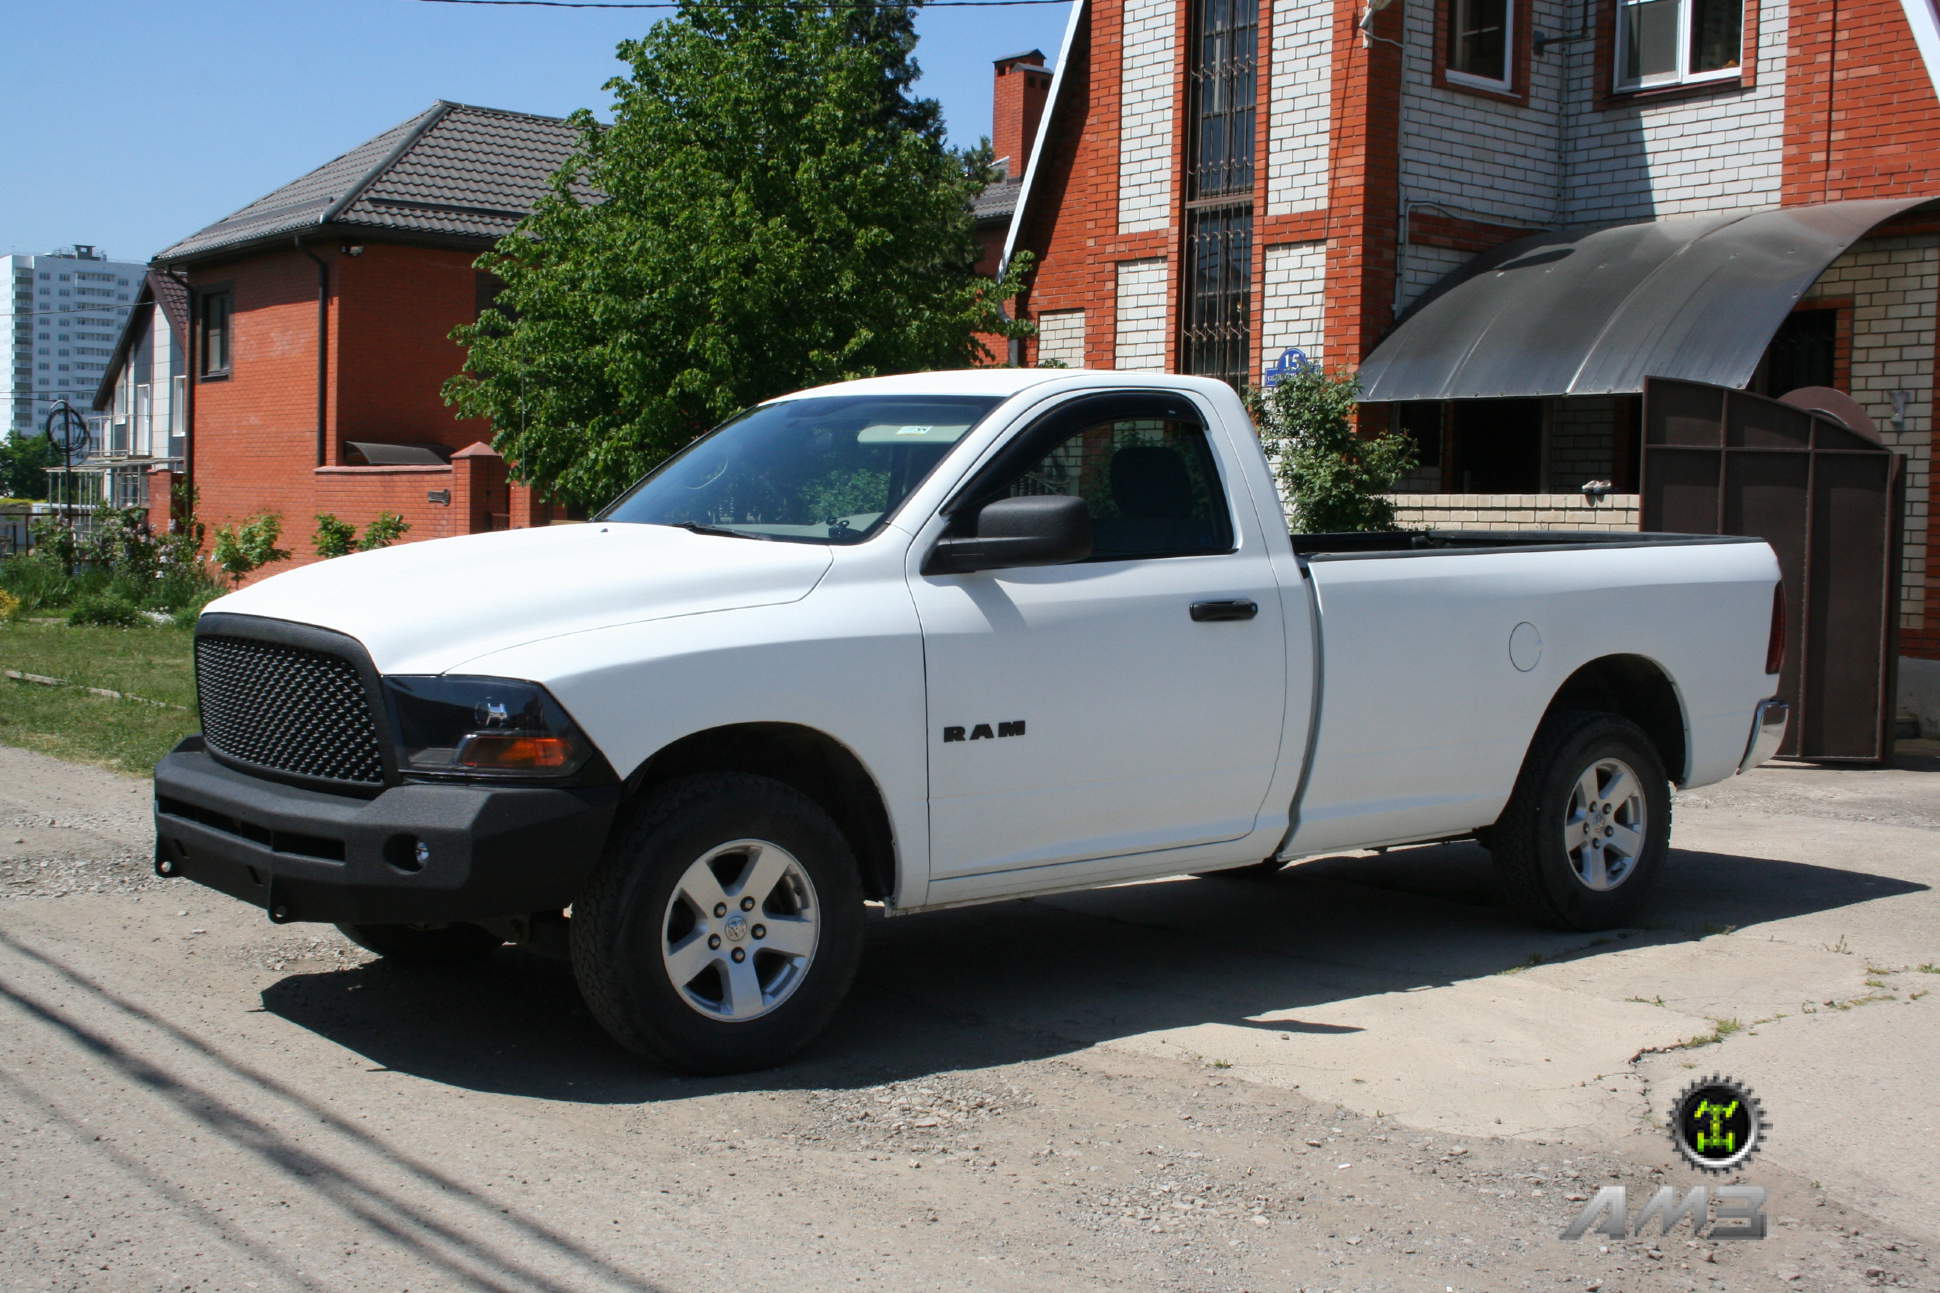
383;676;595;779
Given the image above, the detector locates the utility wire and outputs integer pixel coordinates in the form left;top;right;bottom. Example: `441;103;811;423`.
411;0;1070;9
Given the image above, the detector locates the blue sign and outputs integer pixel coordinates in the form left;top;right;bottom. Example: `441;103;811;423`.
1263;347;1312;387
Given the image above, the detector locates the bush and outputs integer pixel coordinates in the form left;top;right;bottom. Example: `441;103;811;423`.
67;594;144;628
358;511;410;551
313;513;356;559
210;513;290;586
0;587;19;622
1251;365;1419;533
0;554;79;615
85;506;161;585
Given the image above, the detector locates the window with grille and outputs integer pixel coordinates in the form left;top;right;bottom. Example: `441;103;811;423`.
1180;0;1259;391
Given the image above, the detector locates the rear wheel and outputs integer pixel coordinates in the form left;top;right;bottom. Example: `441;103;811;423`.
1488;710;1671;930
570;773;864;1074
336;921;503;964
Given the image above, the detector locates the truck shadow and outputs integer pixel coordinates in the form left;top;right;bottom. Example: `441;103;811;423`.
256;840;1926;1102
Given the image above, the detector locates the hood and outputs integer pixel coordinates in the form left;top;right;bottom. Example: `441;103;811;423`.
207;523;833;675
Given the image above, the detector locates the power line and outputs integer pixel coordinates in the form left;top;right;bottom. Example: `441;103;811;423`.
411;0;1070;9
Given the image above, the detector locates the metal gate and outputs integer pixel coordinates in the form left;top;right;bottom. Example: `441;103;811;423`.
1641;378;1904;762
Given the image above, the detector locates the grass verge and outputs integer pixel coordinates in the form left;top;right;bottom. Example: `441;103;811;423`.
0;620;197;774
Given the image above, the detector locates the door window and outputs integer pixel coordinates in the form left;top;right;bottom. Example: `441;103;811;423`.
969;397;1235;561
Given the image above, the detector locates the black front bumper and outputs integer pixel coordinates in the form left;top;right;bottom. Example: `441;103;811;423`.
153;737;622;925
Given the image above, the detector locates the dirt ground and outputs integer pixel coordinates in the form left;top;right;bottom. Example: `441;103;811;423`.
1;740;1935;1292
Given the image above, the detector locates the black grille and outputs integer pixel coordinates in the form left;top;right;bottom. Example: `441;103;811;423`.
195;634;385;786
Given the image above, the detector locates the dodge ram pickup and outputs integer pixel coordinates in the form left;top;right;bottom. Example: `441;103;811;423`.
154;369;1789;1072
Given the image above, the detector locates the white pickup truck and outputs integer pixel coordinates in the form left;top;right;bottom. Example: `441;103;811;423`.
154;369;1788;1072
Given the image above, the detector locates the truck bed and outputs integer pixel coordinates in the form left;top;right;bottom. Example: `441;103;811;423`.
1291;529;1758;558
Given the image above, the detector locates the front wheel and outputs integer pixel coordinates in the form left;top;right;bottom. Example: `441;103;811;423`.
570;773;864;1074
1488;711;1672;930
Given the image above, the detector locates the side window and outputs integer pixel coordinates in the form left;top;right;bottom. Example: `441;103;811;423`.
982;402;1234;561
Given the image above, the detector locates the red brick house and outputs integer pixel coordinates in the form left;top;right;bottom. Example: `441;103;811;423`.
1003;0;1940;734
155;79;1045;574
149;101;587;565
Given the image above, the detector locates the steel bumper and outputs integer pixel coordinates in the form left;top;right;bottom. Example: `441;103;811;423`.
1738;698;1790;773
153;737;621;925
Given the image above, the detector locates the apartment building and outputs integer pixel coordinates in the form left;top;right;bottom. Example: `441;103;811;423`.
2;246;145;447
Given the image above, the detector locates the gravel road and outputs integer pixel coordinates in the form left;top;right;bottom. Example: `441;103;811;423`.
1;741;1935;1292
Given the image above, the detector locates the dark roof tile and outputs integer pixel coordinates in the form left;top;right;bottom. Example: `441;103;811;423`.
154;103;587;263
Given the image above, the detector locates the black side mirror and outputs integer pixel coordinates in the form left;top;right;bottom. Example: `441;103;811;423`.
923;494;1093;575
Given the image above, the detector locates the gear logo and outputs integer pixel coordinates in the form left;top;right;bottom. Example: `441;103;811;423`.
1669;1074;1768;1173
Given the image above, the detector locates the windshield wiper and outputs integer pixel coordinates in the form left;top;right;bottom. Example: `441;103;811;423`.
665;521;773;541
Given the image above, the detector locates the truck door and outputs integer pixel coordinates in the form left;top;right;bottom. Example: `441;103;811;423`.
908;391;1289;883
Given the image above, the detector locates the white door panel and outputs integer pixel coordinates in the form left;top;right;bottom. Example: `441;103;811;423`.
915;553;1286;878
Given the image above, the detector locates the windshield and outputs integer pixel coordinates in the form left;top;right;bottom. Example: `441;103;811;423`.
599;394;1005;544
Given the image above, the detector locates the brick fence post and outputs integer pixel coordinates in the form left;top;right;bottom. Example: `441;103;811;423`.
449;442;509;534
147;465;175;536
508;479;554;529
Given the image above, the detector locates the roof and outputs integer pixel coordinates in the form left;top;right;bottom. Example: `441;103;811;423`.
974;176;1023;224
154;102;587;264
993;49;1048;67
1358;196;1940;403
1001;1;1088;272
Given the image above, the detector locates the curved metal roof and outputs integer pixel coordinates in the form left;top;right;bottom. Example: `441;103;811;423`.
1359;196;1938;403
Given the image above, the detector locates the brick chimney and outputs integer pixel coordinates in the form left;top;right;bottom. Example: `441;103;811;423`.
991;50;1052;179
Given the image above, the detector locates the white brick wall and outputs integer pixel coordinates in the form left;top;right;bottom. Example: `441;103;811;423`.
1114;259;1170;369
1802;235;1936;628
1398;0;1567;229
1385;492;1642;532
1558;0;1789;221
1265;0;1332;214
1396;242;1472;315
1259;242;1328;375
1036;309;1088;368
1547;395;1627;489
1118;0;1177;233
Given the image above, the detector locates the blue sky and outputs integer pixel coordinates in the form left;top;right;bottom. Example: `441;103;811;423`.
4;0;1073;265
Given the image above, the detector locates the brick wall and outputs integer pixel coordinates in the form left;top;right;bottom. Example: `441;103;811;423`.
1118;0;1177;232
1265;0;1333;214
993;55;1054;177
334;244;495;461
1114;259;1169;367
1260;243;1328;370
1802;234;1937;636
1547;396;1628;489
1386;492;1642;531
1558;0;1790;222
1037;309;1088;367
188;249;336;556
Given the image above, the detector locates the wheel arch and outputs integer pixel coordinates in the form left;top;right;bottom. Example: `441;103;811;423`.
1542;654;1690;784
622;723;898;901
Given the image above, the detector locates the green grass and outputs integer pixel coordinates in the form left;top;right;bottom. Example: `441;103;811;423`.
0;620;197;774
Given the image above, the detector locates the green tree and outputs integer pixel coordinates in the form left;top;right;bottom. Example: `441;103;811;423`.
0;434;57;500
444;0;1033;510
1253;366;1419;533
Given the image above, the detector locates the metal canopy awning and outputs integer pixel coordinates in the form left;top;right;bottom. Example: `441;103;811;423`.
344;440;454;466
1359;196;1938;403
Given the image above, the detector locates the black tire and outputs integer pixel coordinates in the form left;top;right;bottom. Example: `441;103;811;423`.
336;921;504;964
570;773;865;1075
1488;710;1672;930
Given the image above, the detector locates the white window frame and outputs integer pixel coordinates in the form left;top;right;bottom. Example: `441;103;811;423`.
1446;0;1516;91
1613;0;1743;91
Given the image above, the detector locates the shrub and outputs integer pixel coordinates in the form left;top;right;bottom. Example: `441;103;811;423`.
313;513;357;559
0;554;78;614
357;511;411;551
85;506;161;585
210;513;290;586
67;594;144;628
0;587;19;622
1251;365;1419;533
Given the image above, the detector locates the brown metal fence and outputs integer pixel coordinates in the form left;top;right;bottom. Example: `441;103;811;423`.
1641;378;1904;763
